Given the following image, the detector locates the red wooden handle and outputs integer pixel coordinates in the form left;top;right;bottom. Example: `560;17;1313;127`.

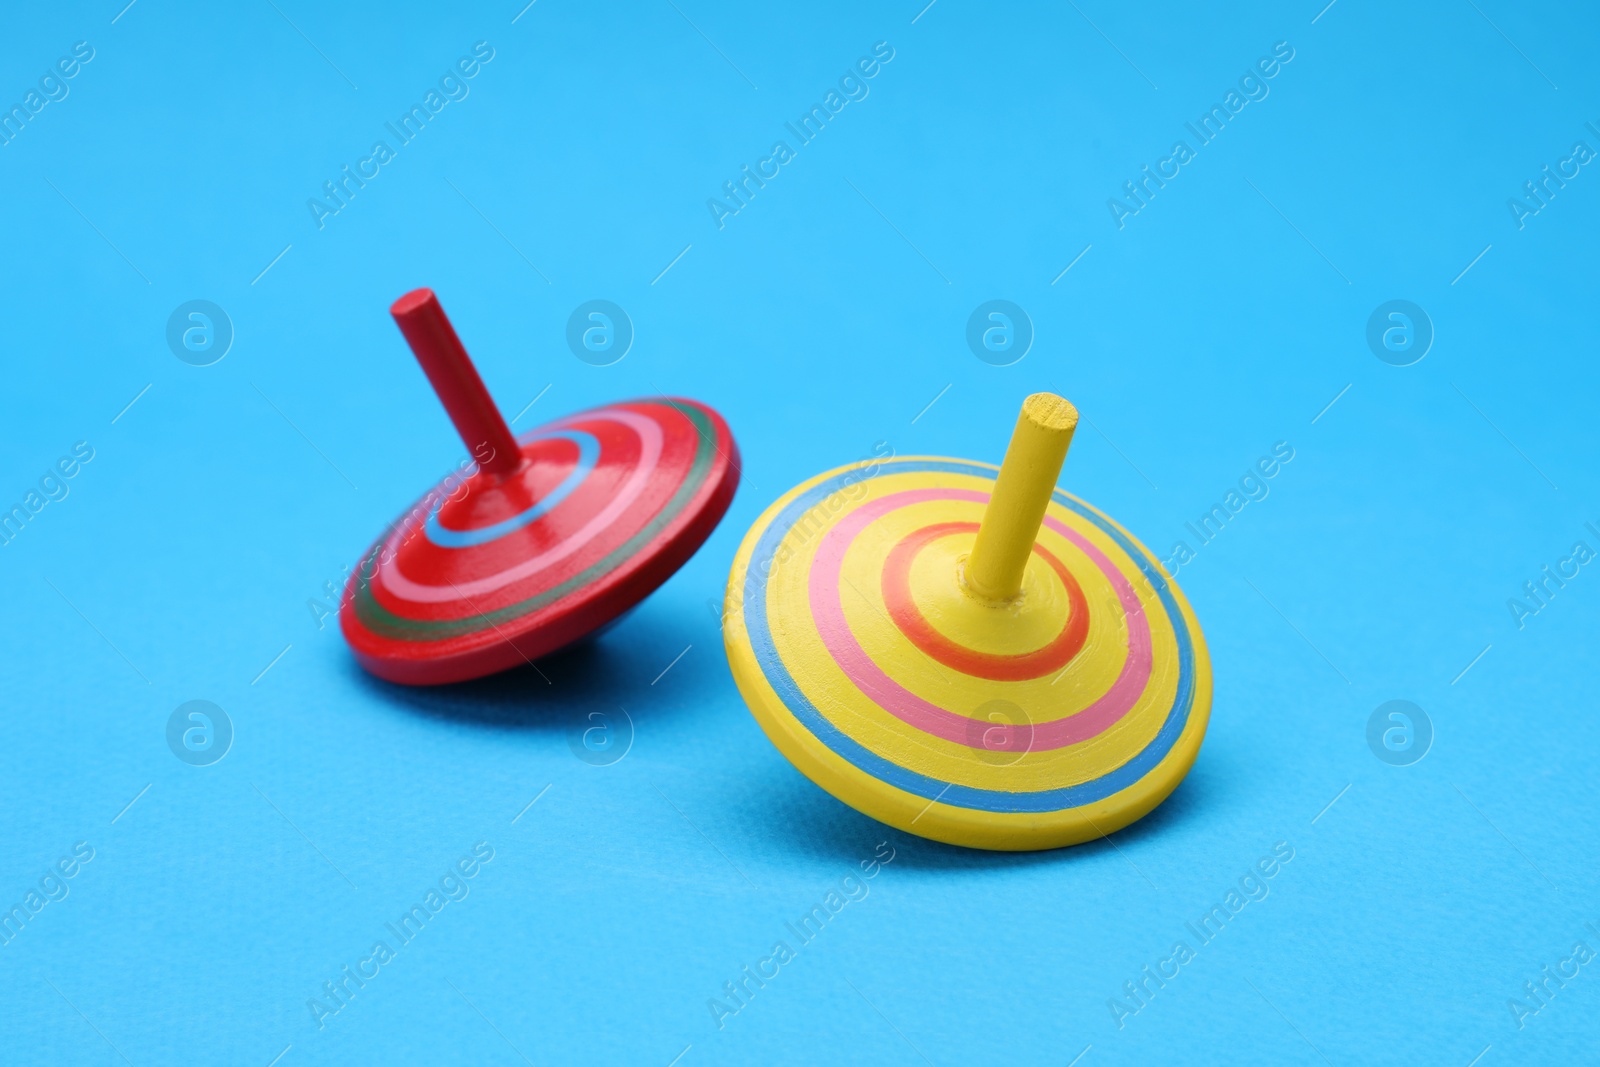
390;288;522;477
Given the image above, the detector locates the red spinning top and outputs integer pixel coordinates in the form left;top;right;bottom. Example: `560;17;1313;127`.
341;288;739;685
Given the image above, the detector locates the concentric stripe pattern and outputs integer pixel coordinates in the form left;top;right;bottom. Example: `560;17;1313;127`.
738;458;1199;815
345;400;720;649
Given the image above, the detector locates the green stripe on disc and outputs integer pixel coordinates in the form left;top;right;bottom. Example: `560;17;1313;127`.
352;401;718;643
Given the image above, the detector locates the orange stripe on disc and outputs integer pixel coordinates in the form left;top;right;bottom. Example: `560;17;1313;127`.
879;521;1089;681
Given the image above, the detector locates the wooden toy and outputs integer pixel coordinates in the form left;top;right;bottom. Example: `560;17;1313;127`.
723;393;1210;850
342;288;739;685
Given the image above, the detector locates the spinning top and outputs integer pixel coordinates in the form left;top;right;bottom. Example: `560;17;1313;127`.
342;288;739;685
723;393;1209;850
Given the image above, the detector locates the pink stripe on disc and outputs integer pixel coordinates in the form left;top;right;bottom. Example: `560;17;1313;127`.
377;408;664;603
805;488;1152;752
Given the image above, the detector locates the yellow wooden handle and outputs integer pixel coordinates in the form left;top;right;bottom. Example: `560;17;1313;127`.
963;393;1078;602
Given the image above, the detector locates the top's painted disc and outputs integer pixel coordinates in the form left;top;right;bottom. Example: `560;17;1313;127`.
344;397;738;685
723;455;1210;851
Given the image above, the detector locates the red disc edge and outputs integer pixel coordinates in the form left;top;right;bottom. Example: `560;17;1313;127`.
342;398;739;685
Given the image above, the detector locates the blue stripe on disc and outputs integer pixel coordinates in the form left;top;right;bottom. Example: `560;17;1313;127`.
741;458;1195;814
424;430;600;549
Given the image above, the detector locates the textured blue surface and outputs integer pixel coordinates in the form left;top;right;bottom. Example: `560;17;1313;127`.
1;2;1597;1065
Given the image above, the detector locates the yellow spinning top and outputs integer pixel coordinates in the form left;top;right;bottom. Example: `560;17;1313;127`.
723;393;1211;850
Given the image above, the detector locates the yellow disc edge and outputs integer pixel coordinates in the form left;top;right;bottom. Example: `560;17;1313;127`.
722;456;1214;851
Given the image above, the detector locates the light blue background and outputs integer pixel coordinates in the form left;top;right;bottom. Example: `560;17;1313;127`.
2;1;1596;1064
